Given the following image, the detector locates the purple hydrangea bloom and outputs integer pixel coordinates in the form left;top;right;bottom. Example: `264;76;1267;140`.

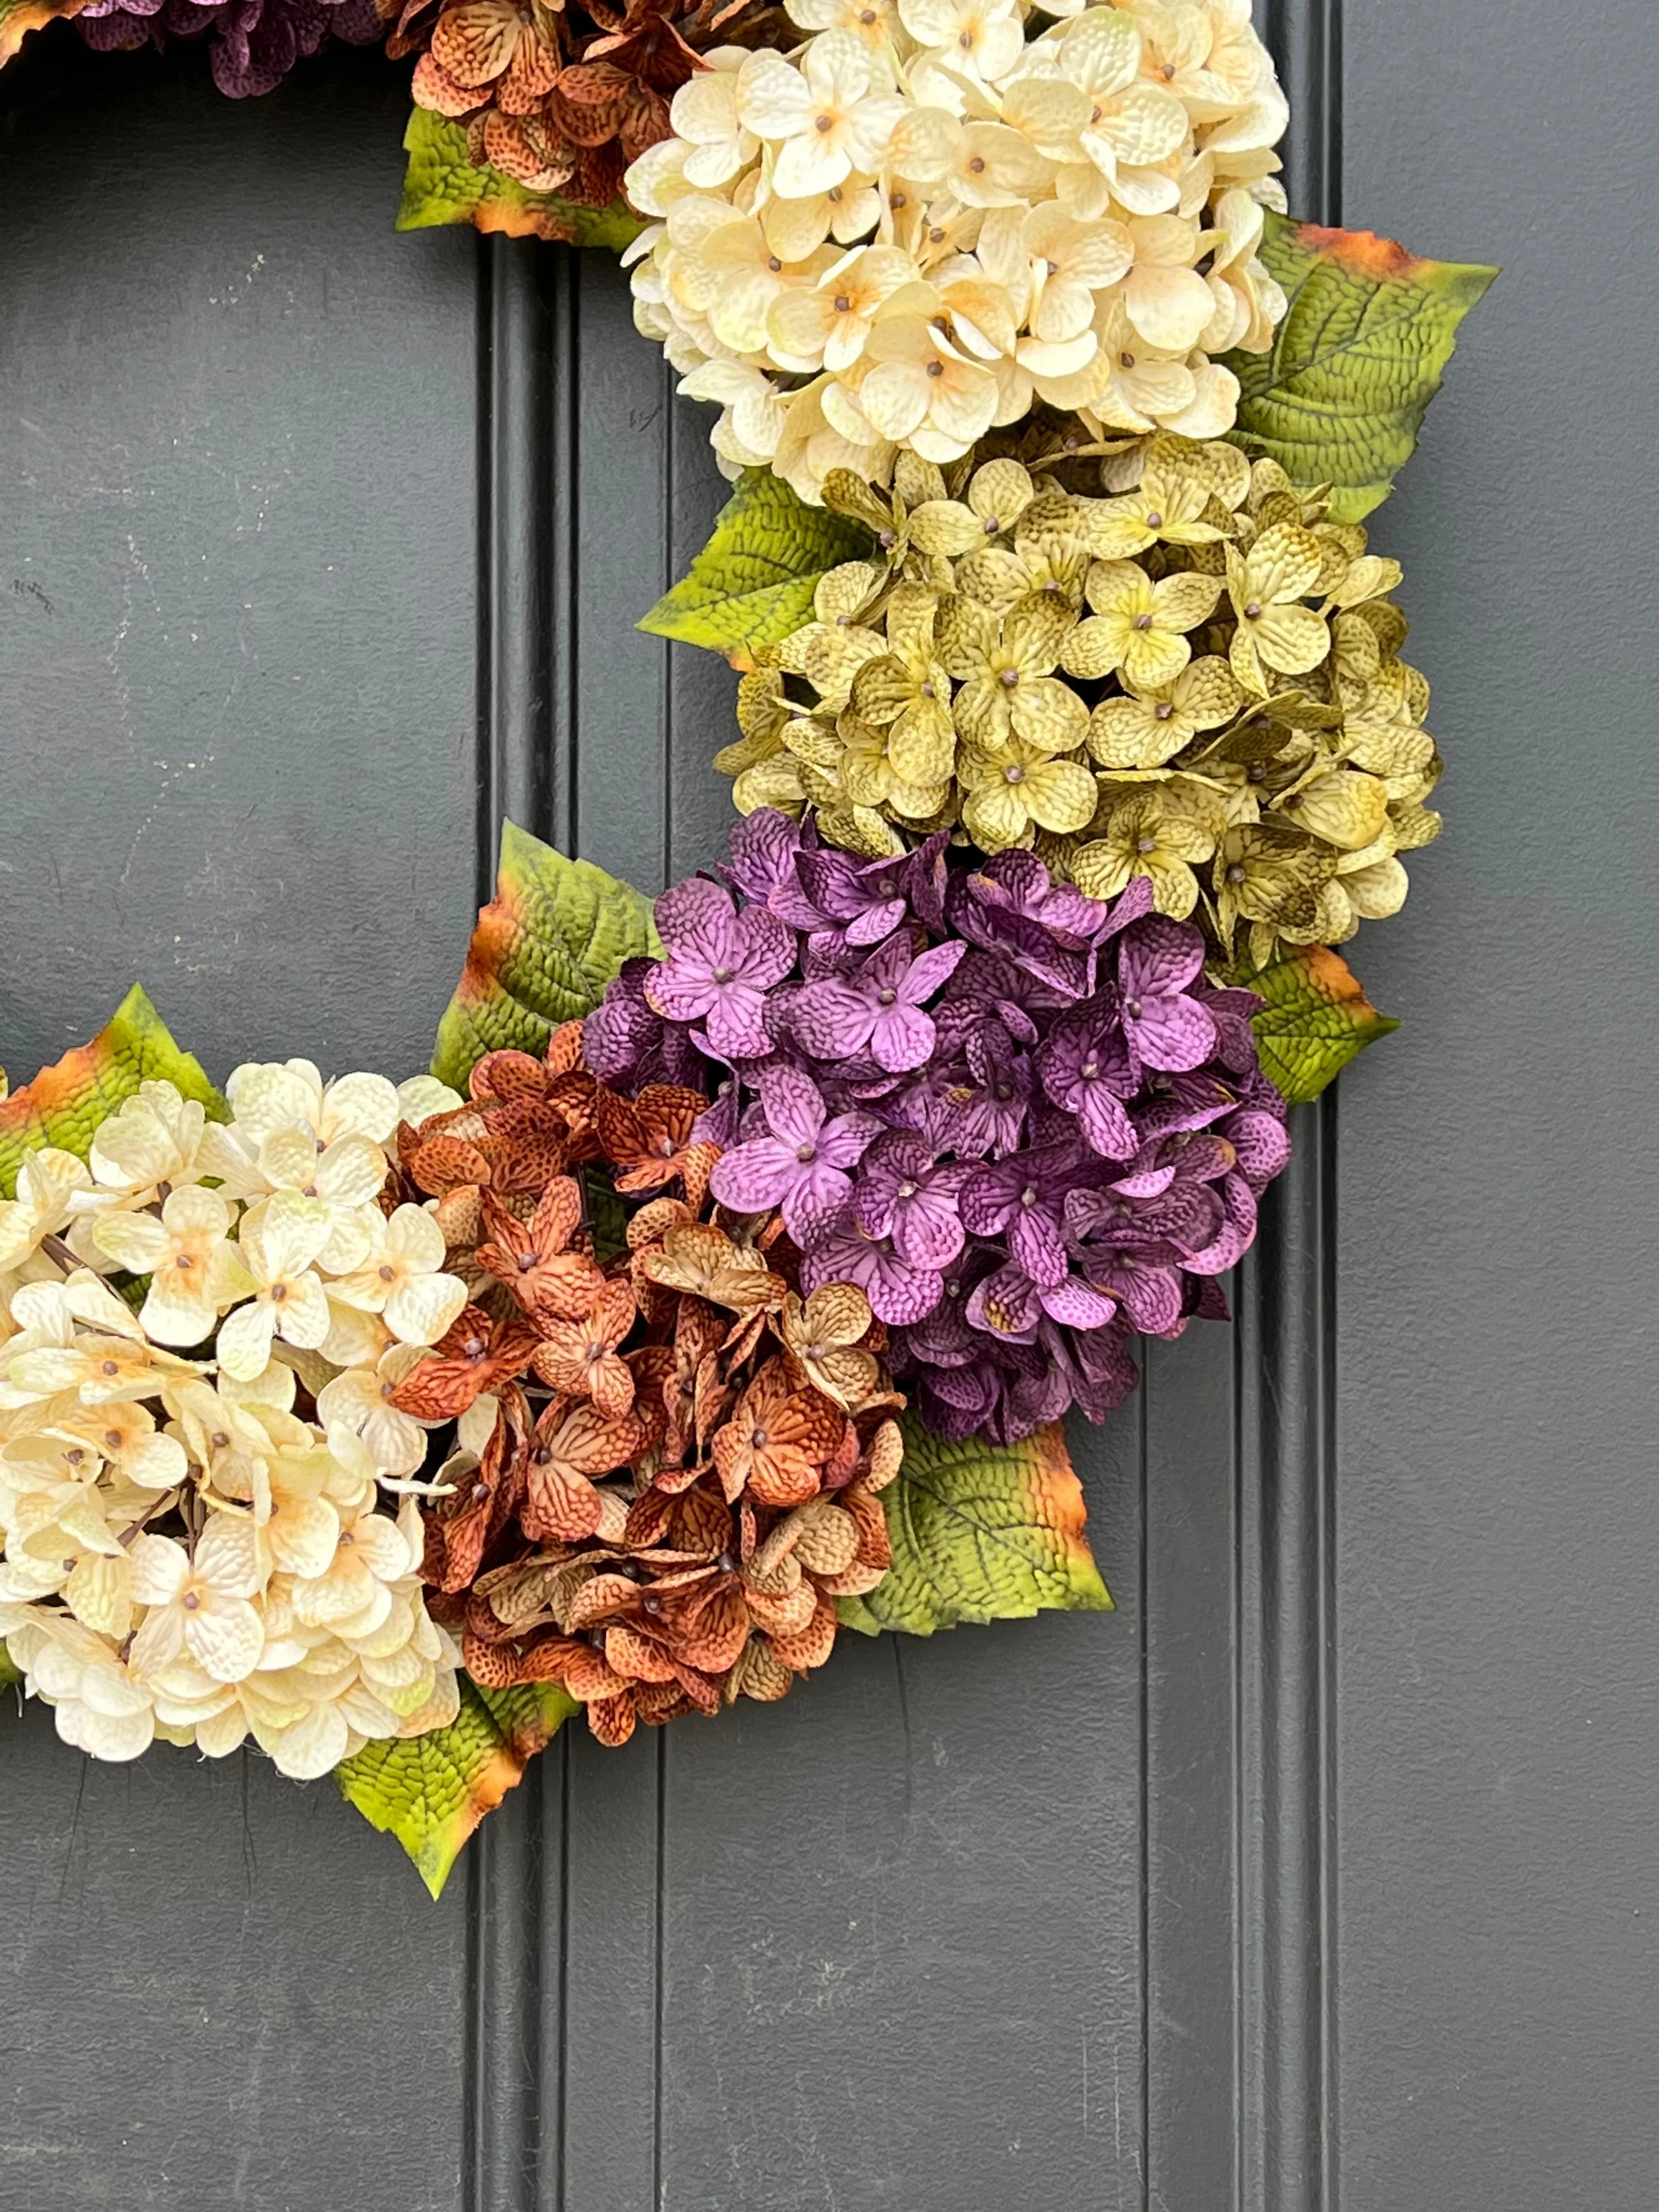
645;876;794;1059
790;934;966;1073
78;0;381;97
706;1065;879;1246
800;1205;943;1327
854;1131;971;1271
585;809;1293;1444
1117;916;1220;1073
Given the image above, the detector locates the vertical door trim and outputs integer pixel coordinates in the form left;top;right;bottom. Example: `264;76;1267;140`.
464;233;572;2212
1238;10;1343;2209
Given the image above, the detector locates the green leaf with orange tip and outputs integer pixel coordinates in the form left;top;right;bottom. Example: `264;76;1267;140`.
639;470;875;665
0;0;86;67
1249;943;1399;1104
1223;212;1498;523
0;984;226;1200
432;821;660;1091
337;1676;579;1900
396;110;645;252
837;1412;1111;1638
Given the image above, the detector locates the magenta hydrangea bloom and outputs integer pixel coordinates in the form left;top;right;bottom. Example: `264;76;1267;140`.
585;811;1293;1444
77;0;382;98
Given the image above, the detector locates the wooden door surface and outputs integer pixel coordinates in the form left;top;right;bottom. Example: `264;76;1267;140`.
2;7;1653;2209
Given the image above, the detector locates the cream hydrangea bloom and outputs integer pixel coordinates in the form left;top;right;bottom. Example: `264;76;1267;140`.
0;1066;465;1781
626;0;1287;498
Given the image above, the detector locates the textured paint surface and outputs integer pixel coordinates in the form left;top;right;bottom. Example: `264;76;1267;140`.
1337;7;1659;2207
0;41;478;1087
0;37;476;2212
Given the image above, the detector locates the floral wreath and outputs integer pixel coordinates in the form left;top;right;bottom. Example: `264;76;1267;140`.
0;0;1493;1896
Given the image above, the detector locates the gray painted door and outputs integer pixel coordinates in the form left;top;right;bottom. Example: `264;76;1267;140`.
1;8;1651;2209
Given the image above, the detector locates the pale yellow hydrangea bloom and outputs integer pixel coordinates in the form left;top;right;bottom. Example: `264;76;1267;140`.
0;1069;469;1781
624;1;1288;499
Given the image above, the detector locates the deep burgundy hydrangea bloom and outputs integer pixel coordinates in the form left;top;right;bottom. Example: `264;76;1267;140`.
77;0;381;98
584;812;1293;1444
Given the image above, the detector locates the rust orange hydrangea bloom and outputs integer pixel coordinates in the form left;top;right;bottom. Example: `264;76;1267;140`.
393;1024;903;1747
393;0;781;215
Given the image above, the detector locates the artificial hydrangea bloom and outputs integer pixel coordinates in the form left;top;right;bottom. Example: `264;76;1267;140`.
76;0;383;99
400;0;780;221
624;0;1288;496
386;1025;902;1745
586;807;1291;1441
0;1068;470;1779
719;433;1440;974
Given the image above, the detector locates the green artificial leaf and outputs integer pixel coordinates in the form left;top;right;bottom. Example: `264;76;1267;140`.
639;470;876;664
0;0;85;66
338;1677;578;1900
396;110;646;252
0;984;226;1199
838;1412;1112;1638
584;1165;629;1261
431;821;661;1091
1249;943;1399;1103
1224;212;1498;522
0;1642;18;1694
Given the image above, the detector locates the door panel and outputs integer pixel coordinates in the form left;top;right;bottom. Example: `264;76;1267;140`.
1335;7;1659;2207
0;40;476;2212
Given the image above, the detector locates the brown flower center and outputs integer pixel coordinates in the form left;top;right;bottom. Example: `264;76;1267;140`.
1133;612;1153;630
833;294;852;313
1136;834;1158;855
1000;667;1019;687
877;986;898;1006
926;360;945;377
795;1142;818;1163
968;155;986;173
712;964;735;983
815;114;833;133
